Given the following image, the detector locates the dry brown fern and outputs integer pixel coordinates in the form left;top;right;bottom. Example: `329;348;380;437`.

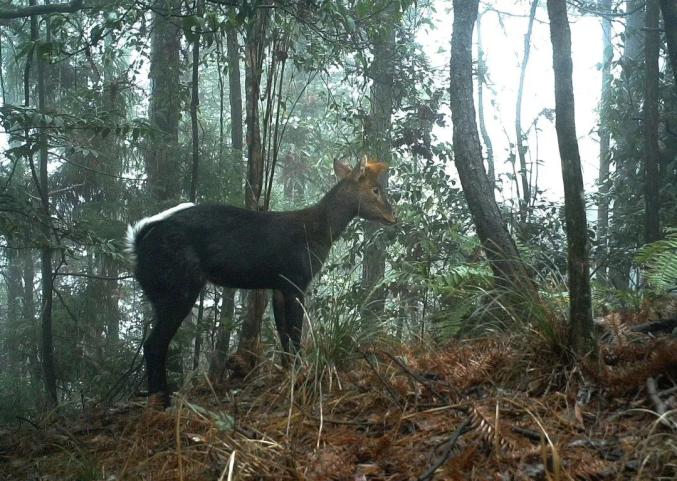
468;404;519;455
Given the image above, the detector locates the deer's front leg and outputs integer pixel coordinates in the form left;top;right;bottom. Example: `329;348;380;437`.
272;289;290;353
285;293;305;353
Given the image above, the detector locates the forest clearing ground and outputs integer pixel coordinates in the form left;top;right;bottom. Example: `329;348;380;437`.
1;323;676;481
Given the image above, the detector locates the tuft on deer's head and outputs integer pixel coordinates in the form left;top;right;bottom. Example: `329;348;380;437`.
128;155;396;406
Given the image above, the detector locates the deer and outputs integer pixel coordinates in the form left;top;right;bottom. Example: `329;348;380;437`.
127;156;396;405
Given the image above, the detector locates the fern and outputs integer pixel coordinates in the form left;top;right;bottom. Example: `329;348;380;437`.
636;228;677;292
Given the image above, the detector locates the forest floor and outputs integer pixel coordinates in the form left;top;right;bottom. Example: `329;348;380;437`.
1;314;676;481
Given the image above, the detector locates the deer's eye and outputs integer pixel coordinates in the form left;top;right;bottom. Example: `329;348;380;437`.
372;187;380;196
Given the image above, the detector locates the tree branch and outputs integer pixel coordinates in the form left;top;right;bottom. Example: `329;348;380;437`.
0;0;83;19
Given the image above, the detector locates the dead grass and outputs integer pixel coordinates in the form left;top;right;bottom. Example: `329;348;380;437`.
1;331;676;481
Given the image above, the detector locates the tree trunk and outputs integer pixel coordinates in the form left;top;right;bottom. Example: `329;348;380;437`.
209;22;242;378
515;0;539;215
362;3;397;322
237;5;269;359
188;0;205;369
209;288;235;381
145;0;182;202
450;0;534;296
659;0;677;93
189;0;204;203
5;238;23;377
145;0;183;387
476;12;495;187
227;23;244;184
32;7;57;407
643;0;660;243
22;236;43;407
546;0;593;354
595;0;612;282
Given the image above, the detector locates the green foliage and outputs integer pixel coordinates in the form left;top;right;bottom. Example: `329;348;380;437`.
636;228;677;292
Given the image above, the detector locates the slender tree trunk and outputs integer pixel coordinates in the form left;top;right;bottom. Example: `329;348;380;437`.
21;236;42;407
227;24;244;185
362;3;396;321
547;0;593;354
209;23;242;378
643;0;660;243
31;7;57;407
595;0;612;282
515;0;539;215
243;11;266;212
238;5;269;360
660;0;677;94
188;0;206;369
209;289;235;380
450;0;535;296
5;239;23;376
476;12;495;187
189;0;204;203
145;0;182;202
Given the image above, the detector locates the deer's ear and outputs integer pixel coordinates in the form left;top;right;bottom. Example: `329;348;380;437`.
333;159;352;180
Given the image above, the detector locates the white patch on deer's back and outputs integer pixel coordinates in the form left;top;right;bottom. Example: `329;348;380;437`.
126;202;195;258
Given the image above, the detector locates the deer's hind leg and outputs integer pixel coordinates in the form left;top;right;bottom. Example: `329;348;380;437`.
136;239;204;406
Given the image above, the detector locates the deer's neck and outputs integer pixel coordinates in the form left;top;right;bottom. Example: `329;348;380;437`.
309;182;356;245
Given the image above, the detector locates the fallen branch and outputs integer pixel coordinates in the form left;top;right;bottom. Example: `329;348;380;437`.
631;318;677;335
646;377;667;416
417;418;471;481
377;349;459;401
360;351;404;408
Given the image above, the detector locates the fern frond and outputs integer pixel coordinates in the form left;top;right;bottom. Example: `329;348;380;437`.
636;228;677;292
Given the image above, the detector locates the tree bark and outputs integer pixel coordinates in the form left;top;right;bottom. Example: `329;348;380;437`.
515;0;539;214
227;24;244;181
144;0;184;387
643;0;660;243
22;235;43;407
243;9;266;212
237;5;269;359
362;2;397;321
450;0;534;296
476;12;495;187
209;289;235;381
145;0;182;202
189;0;204;203
5;238;22;377
659;0;677;94
209;22;242;378
188;0;205;369
595;0;612;282
546;0;593;353
32;6;57;407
